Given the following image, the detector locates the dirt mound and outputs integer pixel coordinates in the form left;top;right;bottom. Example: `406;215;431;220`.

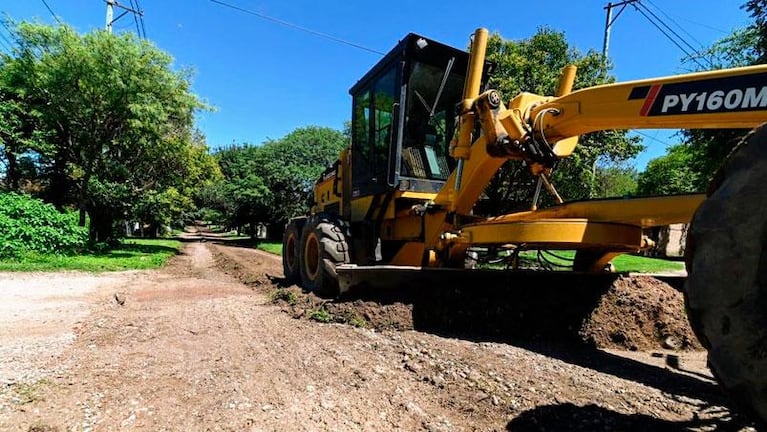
210;244;701;351
272;286;415;331
579;276;702;351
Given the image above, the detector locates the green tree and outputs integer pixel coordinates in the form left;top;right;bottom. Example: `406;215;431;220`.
482;28;643;213
255;126;346;231
0;22;209;243
674;2;765;190
203;144;268;234
637;144;699;196
744;0;767;61
134;187;193;237
594;164;638;198
0;56;51;192
207;126;345;239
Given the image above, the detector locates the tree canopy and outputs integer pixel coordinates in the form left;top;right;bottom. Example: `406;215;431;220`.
200;126;346;239
0;22;219;242
481;28;644;213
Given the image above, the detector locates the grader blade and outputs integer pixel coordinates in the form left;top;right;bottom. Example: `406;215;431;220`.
337;265;649;340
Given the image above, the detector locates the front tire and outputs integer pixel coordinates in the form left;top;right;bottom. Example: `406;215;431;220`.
685;124;767;425
299;213;350;297
282;217;306;284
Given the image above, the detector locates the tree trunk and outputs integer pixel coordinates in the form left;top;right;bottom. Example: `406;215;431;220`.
46;154;69;211
5;150;20;191
78;174;90;227
87;206;118;245
148;223;160;238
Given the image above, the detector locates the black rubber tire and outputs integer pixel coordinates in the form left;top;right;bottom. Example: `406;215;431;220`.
299;213;351;297
685;124;767;426
282;217;306;284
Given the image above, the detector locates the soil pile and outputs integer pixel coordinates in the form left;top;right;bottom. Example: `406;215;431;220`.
579;276;702;351
212;244;701;352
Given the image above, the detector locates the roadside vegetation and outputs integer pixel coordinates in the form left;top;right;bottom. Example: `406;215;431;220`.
517;250;685;273
0;193;180;272
256;242;282;255
0;193;87;259
0;238;181;272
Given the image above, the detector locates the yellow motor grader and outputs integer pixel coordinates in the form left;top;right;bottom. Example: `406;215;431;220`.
282;28;767;422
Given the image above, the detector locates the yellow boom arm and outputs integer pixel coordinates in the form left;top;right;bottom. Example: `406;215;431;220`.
389;28;767;266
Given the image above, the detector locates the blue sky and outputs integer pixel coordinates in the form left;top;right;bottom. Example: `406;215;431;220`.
1;0;751;169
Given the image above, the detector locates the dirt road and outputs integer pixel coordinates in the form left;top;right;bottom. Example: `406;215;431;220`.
0;240;756;431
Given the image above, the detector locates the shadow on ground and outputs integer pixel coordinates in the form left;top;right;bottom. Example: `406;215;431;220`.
334;271;727;407
179;231;272;250
505;403;754;431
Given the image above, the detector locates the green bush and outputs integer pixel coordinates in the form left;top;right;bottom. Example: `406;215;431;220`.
0;193;88;259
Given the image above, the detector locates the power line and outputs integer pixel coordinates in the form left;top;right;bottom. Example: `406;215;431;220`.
631;2;709;69
209;0;384;56
635;1;709;64
134;0;147;38
644;0;707;49
668;15;729;35
40;0;63;25
0;29;14;51
129;0;142;37
643;0;728;35
0;38;11;53
0;20;16;38
634;130;672;147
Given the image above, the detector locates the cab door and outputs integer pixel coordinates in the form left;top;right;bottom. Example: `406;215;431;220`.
351;65;401;197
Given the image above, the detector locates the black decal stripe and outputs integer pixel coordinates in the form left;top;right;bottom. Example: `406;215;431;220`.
628;86;651;100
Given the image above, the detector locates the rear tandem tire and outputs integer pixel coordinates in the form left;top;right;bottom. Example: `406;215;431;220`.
299;213;351;297
282;217;306;285
685;124;767;426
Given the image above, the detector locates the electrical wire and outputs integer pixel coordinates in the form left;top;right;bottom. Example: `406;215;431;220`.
635;1;712;67
634;130;671;146
663;14;729;35
644;0;708;48
128;0;142;37
0;30;14;52
40;0;63;25
209;0;385;56
0;20;16;41
630;2;709;69
133;0;147;38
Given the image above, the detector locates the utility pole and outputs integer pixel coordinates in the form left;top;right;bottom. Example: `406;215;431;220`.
105;0;114;32
104;0;144;35
603;0;639;59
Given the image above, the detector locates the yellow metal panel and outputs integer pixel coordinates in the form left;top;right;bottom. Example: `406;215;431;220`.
400;191;437;201
381;215;422;241
459;219;643;251
485;194;705;228
349;196;376;222
389;242;425;266
313;177;340;213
